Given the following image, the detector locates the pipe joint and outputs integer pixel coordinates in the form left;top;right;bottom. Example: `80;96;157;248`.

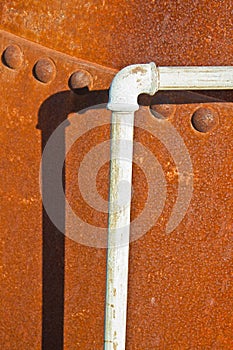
107;62;158;112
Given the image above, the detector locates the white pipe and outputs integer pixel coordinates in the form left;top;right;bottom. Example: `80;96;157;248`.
104;63;157;350
104;63;233;350
158;66;233;90
107;62;158;112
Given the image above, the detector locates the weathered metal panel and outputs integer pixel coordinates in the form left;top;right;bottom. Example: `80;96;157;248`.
1;1;233;69
0;2;233;349
65;102;233;349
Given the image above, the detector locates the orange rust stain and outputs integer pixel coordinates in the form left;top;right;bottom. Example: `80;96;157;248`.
131;66;147;74
1;2;233;349
1;0;233;69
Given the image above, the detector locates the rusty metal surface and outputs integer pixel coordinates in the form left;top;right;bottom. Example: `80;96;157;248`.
0;3;233;350
65;103;233;349
0;30;116;90
1;1;233;69
0;30;109;350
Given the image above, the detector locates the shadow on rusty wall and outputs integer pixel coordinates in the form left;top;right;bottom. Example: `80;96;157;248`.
37;89;108;350
36;88;232;349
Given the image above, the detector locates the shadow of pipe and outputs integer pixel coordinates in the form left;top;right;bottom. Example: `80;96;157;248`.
36;87;231;350
37;88;108;350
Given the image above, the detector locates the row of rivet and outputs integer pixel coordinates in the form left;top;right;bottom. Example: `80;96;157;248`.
2;45;218;133
1;44;92;88
150;104;219;133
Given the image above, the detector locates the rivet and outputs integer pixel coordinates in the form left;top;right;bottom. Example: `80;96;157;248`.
2;44;23;69
69;70;92;90
33;58;56;83
191;108;219;133
150;104;175;119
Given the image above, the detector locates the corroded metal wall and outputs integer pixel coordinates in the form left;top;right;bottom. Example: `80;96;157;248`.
1;1;233;349
1;0;233;69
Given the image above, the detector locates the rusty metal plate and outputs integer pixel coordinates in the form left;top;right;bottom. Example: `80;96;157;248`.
1;44;233;348
1;0;233;69
0;30;116;91
1;9;233;350
65;103;233;349
0;31;109;350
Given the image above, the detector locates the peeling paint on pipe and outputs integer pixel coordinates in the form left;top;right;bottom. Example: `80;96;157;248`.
158;66;233;90
104;63;157;350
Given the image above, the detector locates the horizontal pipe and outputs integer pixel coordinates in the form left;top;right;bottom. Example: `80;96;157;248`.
158;66;233;90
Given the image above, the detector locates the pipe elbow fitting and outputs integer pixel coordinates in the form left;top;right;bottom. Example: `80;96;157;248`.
107;62;158;112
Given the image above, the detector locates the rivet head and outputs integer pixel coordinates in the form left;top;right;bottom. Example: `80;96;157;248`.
2;44;23;69
150;104;175;119
34;58;56;83
191;108;219;133
69;70;92;90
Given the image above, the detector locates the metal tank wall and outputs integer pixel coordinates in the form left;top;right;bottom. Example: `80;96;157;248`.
0;1;233;349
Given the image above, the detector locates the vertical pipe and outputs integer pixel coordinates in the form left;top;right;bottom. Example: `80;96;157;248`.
104;111;134;350
104;63;157;350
